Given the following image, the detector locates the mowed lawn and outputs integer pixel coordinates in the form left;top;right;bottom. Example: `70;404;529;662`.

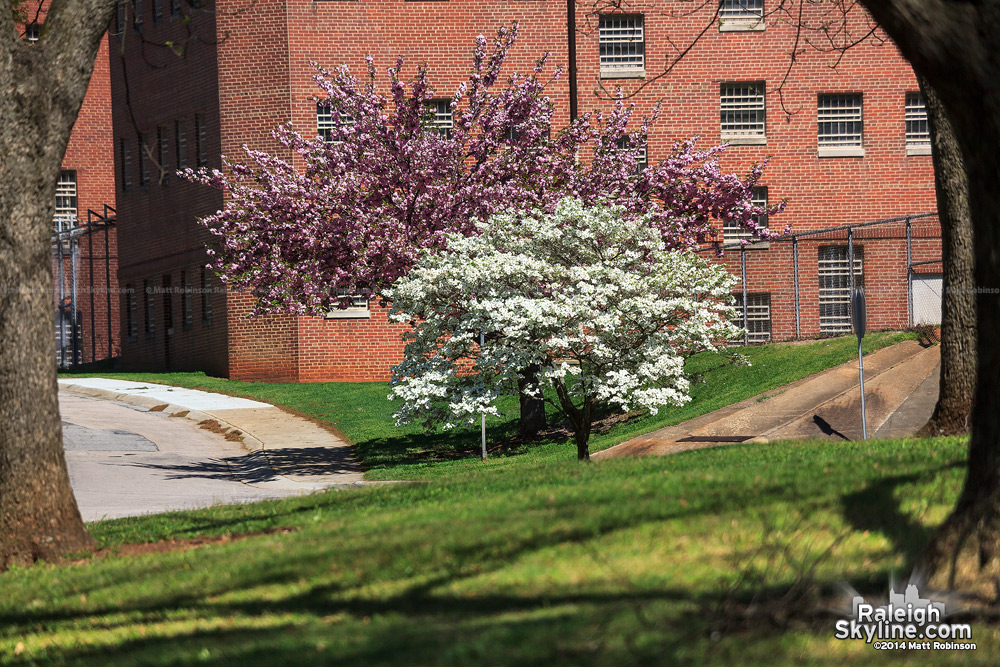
2;331;992;664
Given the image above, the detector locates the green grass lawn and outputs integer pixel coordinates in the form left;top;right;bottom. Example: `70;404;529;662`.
61;330;919;480
7;330;986;664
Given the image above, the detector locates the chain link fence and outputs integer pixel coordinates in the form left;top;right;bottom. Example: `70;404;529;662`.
699;212;942;345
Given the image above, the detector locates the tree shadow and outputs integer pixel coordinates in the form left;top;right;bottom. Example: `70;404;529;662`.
839;462;964;565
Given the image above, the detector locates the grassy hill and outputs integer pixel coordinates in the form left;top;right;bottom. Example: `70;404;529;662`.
6;331;989;664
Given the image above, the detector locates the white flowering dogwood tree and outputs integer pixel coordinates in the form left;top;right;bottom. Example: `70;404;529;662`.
386;198;741;460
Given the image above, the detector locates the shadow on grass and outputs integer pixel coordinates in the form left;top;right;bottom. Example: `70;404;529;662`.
839;462;964;565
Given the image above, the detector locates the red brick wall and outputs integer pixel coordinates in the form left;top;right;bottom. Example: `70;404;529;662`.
111;0;939;380
110;7;230;375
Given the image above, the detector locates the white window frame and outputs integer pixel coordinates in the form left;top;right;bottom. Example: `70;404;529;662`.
317;103;354;143
427;100;453;139
817;93;864;157
326;288;371;320
719;0;765;32
730;293;772;345
614;136;648;172
818;245;864;334
724;186;769;247
599;15;645;78
905;91;931;156
55;171;77;225
721;81;767;144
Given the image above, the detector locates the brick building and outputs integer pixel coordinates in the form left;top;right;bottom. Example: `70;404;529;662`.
110;1;938;381
22;5;120;367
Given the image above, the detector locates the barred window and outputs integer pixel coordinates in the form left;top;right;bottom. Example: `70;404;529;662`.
326;288;370;319
599;15;645;77
181;270;193;329
818;94;864;156
201;268;213;325
818;246;864;334
721;82;766;143
119;138;132;191
171;0;181;18
724;186;768;244
195;113;208;168
115;2;126;35
175;120;187;170
134;0;143;31
905;92;931;155
158;126;169;185
428;100;453;139
125;285;138;339
317;103;354;142
614;136;648;173
138;132;150;186
24;23;40;43
730;293;772;345
720;0;764;30
143;279;155;336
55;171;77;223
153;0;163;24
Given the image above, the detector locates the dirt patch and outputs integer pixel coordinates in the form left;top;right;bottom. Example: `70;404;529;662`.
66;527;298;564
148;404;168;412
197;418;244;444
169;410;190;418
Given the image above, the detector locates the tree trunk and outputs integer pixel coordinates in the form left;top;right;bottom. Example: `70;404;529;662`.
858;0;1000;597
517;365;547;436
0;1;118;567
917;76;976;437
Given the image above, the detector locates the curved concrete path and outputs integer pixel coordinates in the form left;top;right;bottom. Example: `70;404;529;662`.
58;378;370;521
595;340;941;460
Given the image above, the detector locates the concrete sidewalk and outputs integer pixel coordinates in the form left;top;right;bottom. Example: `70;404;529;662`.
58;378;366;491
594;340;941;460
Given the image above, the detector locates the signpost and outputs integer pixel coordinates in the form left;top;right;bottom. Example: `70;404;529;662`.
481;330;487;461
852;288;868;440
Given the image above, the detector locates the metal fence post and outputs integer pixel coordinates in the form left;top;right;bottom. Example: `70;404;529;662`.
793;235;800;339
741;245;749;345
905;216;913;326
847;226;855;298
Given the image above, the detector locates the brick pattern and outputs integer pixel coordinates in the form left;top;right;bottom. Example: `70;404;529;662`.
111;0;937;381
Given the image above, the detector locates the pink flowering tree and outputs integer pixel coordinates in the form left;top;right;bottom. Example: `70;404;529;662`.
184;23;783;433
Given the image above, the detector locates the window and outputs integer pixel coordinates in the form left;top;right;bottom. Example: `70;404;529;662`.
134;0;143;31
818;245;864;334
24;24;40;43
326;288;371;319
115;2;126;35
175;120;187;170
137;133;150;186
171;0;181;18
125;285;138;340
157;126;169;184
817;93;864;157
730;293;772;344
55;171;77;224
143;279;155;337
719;0;765;31
119;138;132;191
599;15;645;78
181;270;193;329
615;136;648;172
317;103;354;142
152;0;163;24
201;268;212;325
427;100;453;139
905;91;931;156
724;186;768;245
195;114;208;168
162;275;173;334
721;82;766;144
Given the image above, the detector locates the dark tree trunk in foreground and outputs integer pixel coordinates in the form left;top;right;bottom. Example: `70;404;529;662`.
862;0;1000;595
0;0;117;567
553;380;592;460
917;76;976;436
518;365;547;436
